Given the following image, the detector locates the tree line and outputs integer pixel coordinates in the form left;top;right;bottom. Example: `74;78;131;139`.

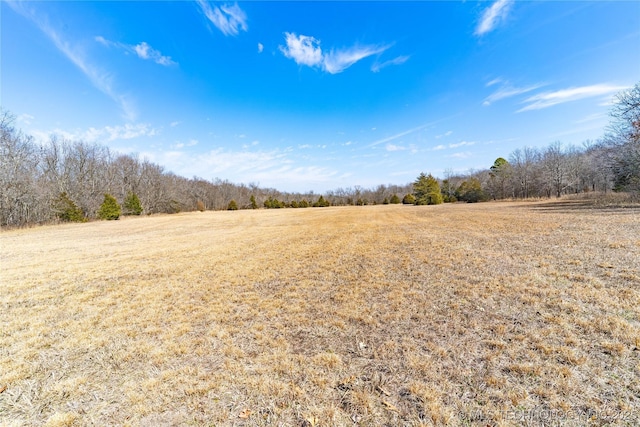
1;83;637;228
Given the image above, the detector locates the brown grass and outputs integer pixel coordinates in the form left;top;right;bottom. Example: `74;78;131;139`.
1;201;639;426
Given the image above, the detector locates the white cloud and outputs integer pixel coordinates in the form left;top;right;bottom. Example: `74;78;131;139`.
30;123;158;144
279;32;389;74
574;113;607;124
279;33;323;67
449;141;476;148
133;42;176;66
385;143;406;152
170;121;181;127
433;144;447;151
7;2;136;121
486;77;503;87
448;152;473;159
371;55;410;73
518;84;628;112
258;43;264;53
323;45;389;74
369;123;431;147
17;113;35;125
435;130;453;139
96;37;176;66
142;147;339;191
475;0;513;36
196;1;248;36
483;82;544;106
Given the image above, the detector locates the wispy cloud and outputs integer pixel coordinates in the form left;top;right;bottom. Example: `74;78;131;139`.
17;113;35;125
30;123;158;144
279;32;390;74
96;37;176;66
385;143;406;152
432;140;475;150
143;147;339;191
369;123;431;147
435;130;453;139
449;141;476;148
8;1;136;121
257;43;264;53
196;1;248;36
518;84;628;112
324;45;389;74
475;0;513;36
371;55;410;73
448;151;473;159
133;42;176;66
574;112;607;124
483;81;545;106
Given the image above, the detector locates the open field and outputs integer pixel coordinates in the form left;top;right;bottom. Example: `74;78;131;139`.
1;201;639;426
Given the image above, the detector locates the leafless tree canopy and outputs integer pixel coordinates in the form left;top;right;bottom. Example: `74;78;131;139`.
1;85;638;228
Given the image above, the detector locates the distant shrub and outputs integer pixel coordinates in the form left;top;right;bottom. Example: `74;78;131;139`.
264;197;284;208
382;198;389;205
227;200;238;210
443;194;458;203
313;196;330;207
299;199;310;208
390;194;401;204
196;200;205;212
250;195;258;209
54;192;86;222
402;194;416;204
290;200;299;208
456;178;488;203
123;192;143;215
98;194;121;220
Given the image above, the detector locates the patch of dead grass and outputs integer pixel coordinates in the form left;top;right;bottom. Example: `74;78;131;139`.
1;201;639;425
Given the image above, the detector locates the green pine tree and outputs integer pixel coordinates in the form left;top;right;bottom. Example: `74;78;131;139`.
98;194;121;220
54;192;86;222
389;194;401;204
123;192;143;215
402;194;416;204
227;200;238;210
413;172;443;205
250;195;258;209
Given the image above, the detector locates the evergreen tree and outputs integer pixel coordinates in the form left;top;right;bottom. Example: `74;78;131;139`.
389;194;401;204
227;200;238;210
402;194;416;204
413;172;443;205
382;197;389;205
249;195;258;209
53;192;86;222
455;178;487;203
123;192;143;215
313;195;330;207
97;193;121;220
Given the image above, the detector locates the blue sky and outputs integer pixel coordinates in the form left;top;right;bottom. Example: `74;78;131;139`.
3;1;639;192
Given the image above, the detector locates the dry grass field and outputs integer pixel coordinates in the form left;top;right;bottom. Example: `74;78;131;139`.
1;201;639;426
